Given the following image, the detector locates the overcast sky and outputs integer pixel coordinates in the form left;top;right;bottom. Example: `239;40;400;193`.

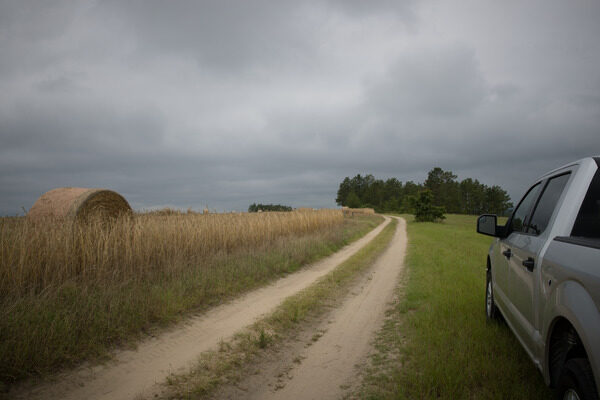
1;0;599;214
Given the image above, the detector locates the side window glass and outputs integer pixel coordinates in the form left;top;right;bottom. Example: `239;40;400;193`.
571;168;600;239
510;183;541;233
527;173;571;235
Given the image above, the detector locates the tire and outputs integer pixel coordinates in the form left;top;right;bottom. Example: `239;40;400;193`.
555;358;599;400
485;269;500;321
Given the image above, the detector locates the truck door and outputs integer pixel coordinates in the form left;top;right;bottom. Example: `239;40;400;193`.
501;182;541;338
506;173;571;354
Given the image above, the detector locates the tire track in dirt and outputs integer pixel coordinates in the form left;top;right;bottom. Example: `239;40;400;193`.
230;217;407;400
14;217;390;400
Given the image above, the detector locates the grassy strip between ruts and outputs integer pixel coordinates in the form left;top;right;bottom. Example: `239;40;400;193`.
0;214;381;387
355;214;551;399
158;218;398;399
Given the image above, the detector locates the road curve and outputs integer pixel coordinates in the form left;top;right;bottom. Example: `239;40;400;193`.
230;217;407;400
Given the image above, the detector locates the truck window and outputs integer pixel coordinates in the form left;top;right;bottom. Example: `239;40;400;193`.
527;173;571;235
510;183;541;233
571;168;600;239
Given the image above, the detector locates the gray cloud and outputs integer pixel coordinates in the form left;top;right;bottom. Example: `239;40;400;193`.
0;0;599;215
366;46;486;117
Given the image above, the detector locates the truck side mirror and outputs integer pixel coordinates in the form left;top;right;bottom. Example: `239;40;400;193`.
477;214;499;237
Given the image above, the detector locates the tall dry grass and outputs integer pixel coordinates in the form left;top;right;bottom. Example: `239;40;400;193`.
0;211;380;384
0;209;343;297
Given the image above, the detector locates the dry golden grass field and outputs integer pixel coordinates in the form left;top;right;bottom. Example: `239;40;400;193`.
0;210;380;385
1;209;343;295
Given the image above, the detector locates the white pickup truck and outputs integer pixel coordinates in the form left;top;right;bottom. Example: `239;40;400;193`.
477;156;600;400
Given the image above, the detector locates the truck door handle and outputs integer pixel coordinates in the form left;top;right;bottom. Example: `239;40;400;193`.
502;249;512;259
522;257;535;271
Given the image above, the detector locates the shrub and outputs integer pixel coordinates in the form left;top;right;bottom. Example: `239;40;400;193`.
414;190;446;222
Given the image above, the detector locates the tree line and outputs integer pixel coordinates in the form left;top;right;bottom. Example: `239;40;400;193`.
248;203;292;212
336;167;513;215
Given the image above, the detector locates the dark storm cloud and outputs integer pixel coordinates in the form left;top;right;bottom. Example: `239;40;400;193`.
0;0;599;215
101;1;309;72
97;0;415;73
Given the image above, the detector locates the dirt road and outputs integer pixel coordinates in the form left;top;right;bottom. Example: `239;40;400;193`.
216;217;407;400
15;217;391;400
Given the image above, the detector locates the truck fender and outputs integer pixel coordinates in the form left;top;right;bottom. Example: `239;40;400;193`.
543;279;600;388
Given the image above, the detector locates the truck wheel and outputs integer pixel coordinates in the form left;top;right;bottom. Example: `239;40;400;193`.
485;270;499;321
556;358;599;400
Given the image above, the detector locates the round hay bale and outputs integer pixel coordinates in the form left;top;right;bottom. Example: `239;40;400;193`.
28;187;132;221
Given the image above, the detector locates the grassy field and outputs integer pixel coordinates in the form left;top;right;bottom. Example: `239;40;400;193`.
358;214;551;399
0;210;381;385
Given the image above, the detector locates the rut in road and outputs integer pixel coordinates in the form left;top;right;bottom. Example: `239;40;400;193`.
14;217;390;400
215;216;407;400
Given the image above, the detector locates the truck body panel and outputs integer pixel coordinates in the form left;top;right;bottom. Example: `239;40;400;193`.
480;156;600;394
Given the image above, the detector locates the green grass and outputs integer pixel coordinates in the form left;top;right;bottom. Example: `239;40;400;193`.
0;215;381;385
162;218;398;399
357;214;551;399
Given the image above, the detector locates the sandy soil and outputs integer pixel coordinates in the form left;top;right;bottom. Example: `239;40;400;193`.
213;217;407;400
13;217;390;400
